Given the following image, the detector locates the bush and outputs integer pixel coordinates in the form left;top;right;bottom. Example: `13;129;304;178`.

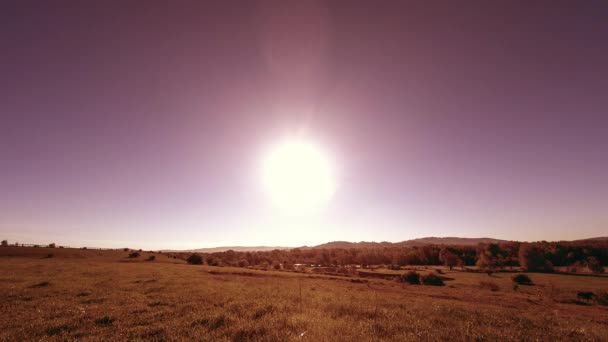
479;280;499;291
187;254;203;265
48;243;56;248
238;260;249;268
273;263;281;270
1;240;7;247
146;255;156;261
422;273;445;286
45;253;54;259
128;252;140;258
206;256;220;266
399;271;421;285
123;248;129;252
512;274;533;285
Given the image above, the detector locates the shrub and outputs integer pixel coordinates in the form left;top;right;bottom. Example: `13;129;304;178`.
1;240;7;247
273;263;281;270
48;243;56;248
146;255;156;261
187;254;203;265
479;280;499;291
435;268;444;274
512;274;533;285
94;316;114;326
123;248;129;252
45;253;54;259
238;259;249;268
596;290;608;306
587;257;604;274
422;273;445;286
399;271;421;285
128;252;140;258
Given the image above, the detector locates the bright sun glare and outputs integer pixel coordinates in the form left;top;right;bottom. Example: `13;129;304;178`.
261;140;336;213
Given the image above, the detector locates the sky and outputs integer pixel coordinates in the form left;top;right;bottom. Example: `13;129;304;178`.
1;1;607;250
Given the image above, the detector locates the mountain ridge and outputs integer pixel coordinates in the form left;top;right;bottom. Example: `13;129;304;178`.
167;236;607;252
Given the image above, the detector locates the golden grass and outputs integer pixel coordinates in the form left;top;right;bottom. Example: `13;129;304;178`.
1;247;607;341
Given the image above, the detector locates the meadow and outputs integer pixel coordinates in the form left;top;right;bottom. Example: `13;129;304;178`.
1;247;607;341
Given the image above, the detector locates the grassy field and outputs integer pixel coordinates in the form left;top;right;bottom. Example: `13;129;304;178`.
1;247;607;341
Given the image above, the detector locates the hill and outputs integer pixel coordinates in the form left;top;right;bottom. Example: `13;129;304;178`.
312;237;509;249
172;246;293;253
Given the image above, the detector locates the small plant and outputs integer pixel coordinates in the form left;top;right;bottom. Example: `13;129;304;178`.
187;254;203;265
399;271;421;285
422;273;445;286
512;274;533;285
146;255;156;261
479;280;499;291
128;252;140;258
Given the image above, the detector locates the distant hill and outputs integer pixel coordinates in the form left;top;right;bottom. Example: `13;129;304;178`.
312;237;508;249
185;246;292;253
572;237;608;242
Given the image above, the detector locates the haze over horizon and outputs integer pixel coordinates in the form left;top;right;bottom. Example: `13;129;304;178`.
2;1;607;250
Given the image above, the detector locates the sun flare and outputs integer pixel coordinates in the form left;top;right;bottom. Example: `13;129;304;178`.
261;140;336;212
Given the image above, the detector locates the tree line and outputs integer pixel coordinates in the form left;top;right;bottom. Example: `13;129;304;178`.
182;240;607;273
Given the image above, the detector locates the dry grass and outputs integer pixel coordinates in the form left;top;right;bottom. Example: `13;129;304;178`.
1;247;608;341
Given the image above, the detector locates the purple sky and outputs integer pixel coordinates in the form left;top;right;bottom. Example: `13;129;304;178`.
1;1;607;249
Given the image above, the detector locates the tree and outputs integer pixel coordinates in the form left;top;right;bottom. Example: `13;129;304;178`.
48;243;56;248
1;240;7;247
518;243;553;272
476;244;500;272
439;248;461;270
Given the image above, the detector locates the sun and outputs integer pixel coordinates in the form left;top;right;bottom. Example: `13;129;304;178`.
261;140;336;212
